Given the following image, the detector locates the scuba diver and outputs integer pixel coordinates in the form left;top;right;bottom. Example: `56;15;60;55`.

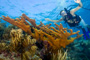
45;0;90;40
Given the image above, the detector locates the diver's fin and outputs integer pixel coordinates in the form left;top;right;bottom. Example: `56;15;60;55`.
87;25;90;33
86;31;90;39
83;34;87;40
83;32;90;40
81;27;90;40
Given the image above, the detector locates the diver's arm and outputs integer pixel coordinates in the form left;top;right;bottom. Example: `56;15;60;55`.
70;0;82;16
45;18;63;23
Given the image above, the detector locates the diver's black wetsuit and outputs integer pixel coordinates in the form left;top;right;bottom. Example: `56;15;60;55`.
63;8;81;27
63;13;81;27
64;15;81;27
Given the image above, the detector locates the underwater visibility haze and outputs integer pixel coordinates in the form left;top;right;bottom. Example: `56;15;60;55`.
0;0;90;60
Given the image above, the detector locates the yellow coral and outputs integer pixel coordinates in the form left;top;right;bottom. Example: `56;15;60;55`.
52;49;68;60
10;29;41;60
9;29;23;51
31;46;37;51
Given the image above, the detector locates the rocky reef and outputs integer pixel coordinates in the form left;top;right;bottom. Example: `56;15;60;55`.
0;14;83;60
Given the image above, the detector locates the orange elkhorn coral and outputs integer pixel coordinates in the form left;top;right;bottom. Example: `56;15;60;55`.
1;14;82;52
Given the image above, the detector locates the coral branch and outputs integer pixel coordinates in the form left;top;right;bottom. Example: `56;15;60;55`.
22;14;36;27
2;16;32;34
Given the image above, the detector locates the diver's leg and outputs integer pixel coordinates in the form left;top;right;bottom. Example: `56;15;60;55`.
87;25;90;39
87;25;90;33
80;19;90;34
79;19;90;39
81;28;88;40
79;19;87;28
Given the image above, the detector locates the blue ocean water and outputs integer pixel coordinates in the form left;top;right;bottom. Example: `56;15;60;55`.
0;0;90;33
0;0;90;60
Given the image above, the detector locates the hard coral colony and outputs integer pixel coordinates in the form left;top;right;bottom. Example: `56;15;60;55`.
0;14;82;60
